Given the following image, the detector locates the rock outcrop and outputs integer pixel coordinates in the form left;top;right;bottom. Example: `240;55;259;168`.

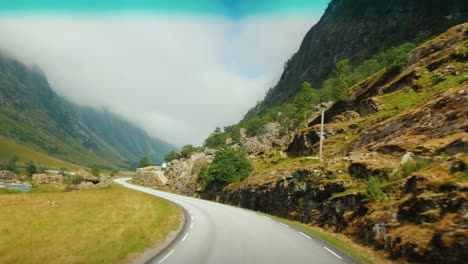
32;174;63;185
76;169;98;183
165;151;214;196
191;24;468;264
132;166;167;187
0;170;18;182
228;122;292;156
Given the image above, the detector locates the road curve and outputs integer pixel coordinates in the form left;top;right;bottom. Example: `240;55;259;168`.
114;178;361;264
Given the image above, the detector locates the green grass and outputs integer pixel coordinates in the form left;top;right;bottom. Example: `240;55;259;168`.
0;182;182;264
0;135;83;169
0;187;21;194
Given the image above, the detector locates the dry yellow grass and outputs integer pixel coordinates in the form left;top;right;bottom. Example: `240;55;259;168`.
0;183;182;264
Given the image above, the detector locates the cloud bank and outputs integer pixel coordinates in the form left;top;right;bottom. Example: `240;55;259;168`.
0;14;318;146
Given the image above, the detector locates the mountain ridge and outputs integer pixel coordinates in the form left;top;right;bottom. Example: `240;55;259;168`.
246;0;468;118
0;53;175;168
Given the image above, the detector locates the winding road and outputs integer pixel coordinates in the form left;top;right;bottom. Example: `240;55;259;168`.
114;178;361;264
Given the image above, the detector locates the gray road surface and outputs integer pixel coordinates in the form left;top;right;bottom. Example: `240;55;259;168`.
114;178;361;264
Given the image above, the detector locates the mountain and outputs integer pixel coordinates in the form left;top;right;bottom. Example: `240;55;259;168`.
246;0;468;118
0;54;175;168
156;23;468;264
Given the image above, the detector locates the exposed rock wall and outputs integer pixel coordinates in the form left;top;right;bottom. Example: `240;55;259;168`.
165;151;214;196
132;166;167;187
249;0;468;116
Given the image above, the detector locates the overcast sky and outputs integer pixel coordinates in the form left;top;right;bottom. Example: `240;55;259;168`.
0;0;330;147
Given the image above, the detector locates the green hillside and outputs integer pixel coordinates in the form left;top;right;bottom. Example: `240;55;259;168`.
0;54;175;169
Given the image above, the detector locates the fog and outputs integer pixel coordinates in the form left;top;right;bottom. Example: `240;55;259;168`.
0;14;318;146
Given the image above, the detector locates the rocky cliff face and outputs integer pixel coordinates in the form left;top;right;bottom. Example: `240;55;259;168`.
248;0;468;117
196;24;468;263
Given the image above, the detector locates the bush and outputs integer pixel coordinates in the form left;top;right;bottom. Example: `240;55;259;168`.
109;168;119;176
203;127;227;149
398;159;431;178
200;147;253;191
164;151;178;162
71;176;84;185
25;161;38;176
90;167;101;177
365;177;387;202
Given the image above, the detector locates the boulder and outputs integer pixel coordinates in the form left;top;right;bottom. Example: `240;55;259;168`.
0;170;18;181
76;169;98;182
133;167;166;187
400;152;414;164
95;176;110;188
32;174;64;185
32;174;49;185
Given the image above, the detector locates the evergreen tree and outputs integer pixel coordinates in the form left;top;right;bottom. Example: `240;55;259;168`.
138;156;152;168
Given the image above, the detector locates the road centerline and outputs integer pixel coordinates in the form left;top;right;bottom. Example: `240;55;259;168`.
323;246;343;260
299;232;311;239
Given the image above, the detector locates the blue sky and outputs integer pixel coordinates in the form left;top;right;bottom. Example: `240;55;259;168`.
0;1;330;146
0;0;330;18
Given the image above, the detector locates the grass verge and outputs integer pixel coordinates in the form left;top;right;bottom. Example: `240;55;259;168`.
0;182;182;264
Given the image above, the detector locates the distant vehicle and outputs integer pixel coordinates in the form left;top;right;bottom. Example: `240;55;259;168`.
162;162;167;171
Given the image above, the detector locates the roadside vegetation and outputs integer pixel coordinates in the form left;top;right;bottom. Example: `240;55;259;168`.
197;147;253;192
201;31;435;143
0;182;182;264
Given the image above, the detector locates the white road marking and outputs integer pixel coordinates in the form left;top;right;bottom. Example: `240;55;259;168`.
323;246;343;260
190;223;193;229
158;249;175;263
299;232;311;239
279;222;290;228
182;233;189;242
262;215;270;219
191;215;194;221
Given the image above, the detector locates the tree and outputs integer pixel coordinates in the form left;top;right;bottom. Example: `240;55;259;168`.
25;161;38;176
203;127;227;148
138;156;152;168
164;151;179;162
181;145;198;158
293;82;318;120
109;168;120;176
201;147;253;191
2;155;19;173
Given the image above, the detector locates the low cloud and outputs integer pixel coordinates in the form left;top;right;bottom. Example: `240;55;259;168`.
0;13;318;146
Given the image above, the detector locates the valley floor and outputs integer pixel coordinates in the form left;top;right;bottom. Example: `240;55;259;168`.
0;182;182;264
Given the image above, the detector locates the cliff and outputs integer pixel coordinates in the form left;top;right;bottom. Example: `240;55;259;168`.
219;23;468;263
247;0;468;117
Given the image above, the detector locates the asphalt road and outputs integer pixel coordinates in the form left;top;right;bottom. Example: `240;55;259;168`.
114;178;361;264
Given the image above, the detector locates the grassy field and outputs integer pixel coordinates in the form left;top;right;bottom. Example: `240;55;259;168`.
0;183;182;264
0;135;83;169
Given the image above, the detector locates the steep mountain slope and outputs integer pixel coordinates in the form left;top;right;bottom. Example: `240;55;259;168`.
222;24;468;263
160;23;468;263
0;54;175;168
247;0;468;117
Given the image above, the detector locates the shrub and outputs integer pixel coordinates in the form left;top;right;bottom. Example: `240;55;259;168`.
90;167;101;177
71;176;84;185
200;147;253;191
164;151;178;162
365;177;387;202
25;161;38;176
204;127;227;148
398;159;431;178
